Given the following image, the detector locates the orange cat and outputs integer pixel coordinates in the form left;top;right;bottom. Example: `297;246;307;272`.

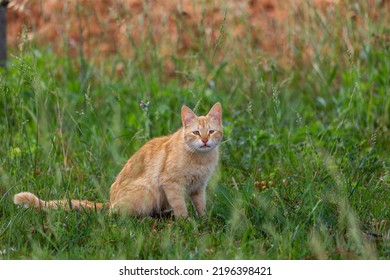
13;103;223;218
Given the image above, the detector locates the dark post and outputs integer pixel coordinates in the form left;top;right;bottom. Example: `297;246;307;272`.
0;0;9;68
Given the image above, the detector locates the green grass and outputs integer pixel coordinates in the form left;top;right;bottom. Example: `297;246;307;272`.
0;2;389;259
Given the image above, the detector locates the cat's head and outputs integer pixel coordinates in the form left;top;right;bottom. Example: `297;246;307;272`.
181;103;223;153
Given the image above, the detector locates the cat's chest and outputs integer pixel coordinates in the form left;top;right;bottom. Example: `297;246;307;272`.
183;163;216;191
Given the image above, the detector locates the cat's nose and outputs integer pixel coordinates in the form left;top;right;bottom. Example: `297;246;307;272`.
201;138;208;144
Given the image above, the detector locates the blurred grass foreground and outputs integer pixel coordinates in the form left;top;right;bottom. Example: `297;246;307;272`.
0;0;389;259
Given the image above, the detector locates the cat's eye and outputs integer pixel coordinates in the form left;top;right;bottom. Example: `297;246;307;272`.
192;131;201;136
208;130;215;135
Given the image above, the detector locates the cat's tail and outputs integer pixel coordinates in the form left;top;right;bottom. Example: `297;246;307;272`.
13;192;110;212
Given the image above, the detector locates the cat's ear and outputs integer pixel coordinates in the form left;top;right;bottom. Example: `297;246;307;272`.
181;105;197;127
207;102;222;124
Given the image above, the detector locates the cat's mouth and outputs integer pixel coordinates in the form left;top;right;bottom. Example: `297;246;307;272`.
200;144;211;149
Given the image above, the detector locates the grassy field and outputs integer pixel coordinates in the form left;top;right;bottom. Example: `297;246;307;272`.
0;2;389;260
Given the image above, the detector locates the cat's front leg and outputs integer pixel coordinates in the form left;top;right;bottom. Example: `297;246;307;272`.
189;186;206;217
162;184;188;219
